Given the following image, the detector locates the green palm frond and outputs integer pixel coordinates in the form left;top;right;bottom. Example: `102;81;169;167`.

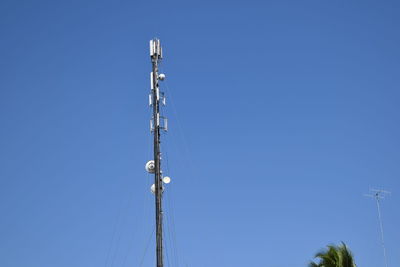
309;242;356;267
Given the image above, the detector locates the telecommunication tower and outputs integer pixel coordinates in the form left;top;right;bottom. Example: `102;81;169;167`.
145;39;171;267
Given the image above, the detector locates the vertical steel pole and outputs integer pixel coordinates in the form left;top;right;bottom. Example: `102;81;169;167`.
375;195;389;267
150;39;163;267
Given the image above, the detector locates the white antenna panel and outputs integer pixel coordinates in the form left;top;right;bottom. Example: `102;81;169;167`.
150;40;155;56
156;39;161;55
164;118;168;131
150;72;154;89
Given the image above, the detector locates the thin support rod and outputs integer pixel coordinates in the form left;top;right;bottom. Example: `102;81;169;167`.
375;196;389;267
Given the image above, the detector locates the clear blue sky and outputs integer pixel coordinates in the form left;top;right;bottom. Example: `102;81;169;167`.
0;0;399;267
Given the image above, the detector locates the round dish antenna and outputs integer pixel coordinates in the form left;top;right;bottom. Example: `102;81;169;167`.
150;184;164;194
145;160;155;173
163;176;171;184
158;73;166;81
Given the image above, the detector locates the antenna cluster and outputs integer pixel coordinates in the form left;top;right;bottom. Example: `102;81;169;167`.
145;38;169;267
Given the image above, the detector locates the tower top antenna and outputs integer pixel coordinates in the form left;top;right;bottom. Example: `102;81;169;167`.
150;38;163;60
365;188;391;199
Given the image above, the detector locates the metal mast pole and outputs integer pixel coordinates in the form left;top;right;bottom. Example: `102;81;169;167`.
365;189;391;267
375;194;389;267
150;38;164;267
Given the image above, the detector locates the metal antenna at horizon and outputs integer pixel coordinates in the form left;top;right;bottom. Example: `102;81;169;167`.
365;188;391;267
145;38;170;267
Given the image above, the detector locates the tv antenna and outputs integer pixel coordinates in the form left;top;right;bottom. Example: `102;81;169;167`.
365;188;391;267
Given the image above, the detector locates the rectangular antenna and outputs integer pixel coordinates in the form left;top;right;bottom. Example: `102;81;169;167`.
150;40;154;56
150;72;154;89
150;39;162;59
161;92;166;106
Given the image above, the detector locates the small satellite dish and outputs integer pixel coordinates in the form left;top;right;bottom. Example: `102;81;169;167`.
150;184;164;194
163;176;171;184
145;160;155;173
158;73;166;81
